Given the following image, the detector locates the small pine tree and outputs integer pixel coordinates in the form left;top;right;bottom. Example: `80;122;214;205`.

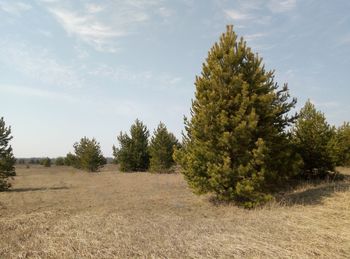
73;137;106;172
0;117;16;191
41;157;51;167
114;119;150;172
55;157;65;166
149;122;180;173
174;25;301;207
65;152;78;167
335;122;350;166
292;100;336;178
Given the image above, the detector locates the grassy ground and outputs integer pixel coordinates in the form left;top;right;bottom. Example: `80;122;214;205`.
0;165;349;258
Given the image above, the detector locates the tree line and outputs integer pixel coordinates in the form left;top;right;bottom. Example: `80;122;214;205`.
1;25;350;208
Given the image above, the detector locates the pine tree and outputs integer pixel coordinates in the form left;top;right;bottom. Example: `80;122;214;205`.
335;122;350;166
73;137;106;172
0;117;16;191
149;122;179;173
55;157;65;166
114;119;150;172
292;100;335;178
64;152;78;167
41;157;51;167
174;25;301;208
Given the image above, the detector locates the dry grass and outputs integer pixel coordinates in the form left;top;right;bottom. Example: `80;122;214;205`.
0;165;349;258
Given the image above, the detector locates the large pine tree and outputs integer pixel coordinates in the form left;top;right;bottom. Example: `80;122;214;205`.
174;25;301;207
0;117;16;191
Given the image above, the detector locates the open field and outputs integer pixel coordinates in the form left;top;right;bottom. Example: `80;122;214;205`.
0;165;349;258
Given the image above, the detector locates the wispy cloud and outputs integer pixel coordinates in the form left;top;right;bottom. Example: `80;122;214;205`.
88;64;183;90
0;1;32;16
48;7;122;52
244;33;267;42
225;9;252;21
224;0;297;26
0;39;82;88
267;0;297;13
42;0;168;53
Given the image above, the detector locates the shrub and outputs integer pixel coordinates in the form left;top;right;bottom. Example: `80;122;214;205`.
174;25;301;208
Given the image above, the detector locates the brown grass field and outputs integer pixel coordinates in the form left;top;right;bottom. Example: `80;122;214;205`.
0;165;349;258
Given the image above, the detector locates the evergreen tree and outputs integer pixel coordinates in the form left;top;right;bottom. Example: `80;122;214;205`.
41;157;51;167
149;122;180;173
292;100;335;178
0;117;16;191
335;122;350;166
64;152;79;167
174;25;301;208
114;119;149;172
55;157;65;166
73;137;106;172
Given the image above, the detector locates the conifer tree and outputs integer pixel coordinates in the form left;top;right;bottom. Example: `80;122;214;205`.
149;122;179;173
292;100;336;178
335;122;350;166
114;119;149;172
73;137;106;172
41;157;51;167
0;117;16;191
174;25;301;207
55;157;65;166
64;152;79;167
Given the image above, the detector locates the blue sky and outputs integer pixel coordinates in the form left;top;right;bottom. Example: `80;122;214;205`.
0;0;349;157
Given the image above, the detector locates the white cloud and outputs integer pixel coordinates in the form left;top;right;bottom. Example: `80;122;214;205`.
244;33;267;42
43;0;168;53
268;0;297;13
0;39;82;88
48;8;122;53
225;10;252;21
0;1;32;16
85;3;104;14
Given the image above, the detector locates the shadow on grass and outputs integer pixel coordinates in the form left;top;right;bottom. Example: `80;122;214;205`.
207;175;350;208
10;186;69;193
277;176;350;206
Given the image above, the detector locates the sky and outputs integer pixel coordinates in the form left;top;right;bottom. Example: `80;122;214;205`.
0;0;349;158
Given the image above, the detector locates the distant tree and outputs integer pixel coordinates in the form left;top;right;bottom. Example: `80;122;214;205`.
0;117;16;191
41;157;51;167
73;137;106;172
55;157;65;166
174;25;301;208
149;122;180;173
64;152;78;167
114;119;149;172
17;158;25;165
292;100;336;178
